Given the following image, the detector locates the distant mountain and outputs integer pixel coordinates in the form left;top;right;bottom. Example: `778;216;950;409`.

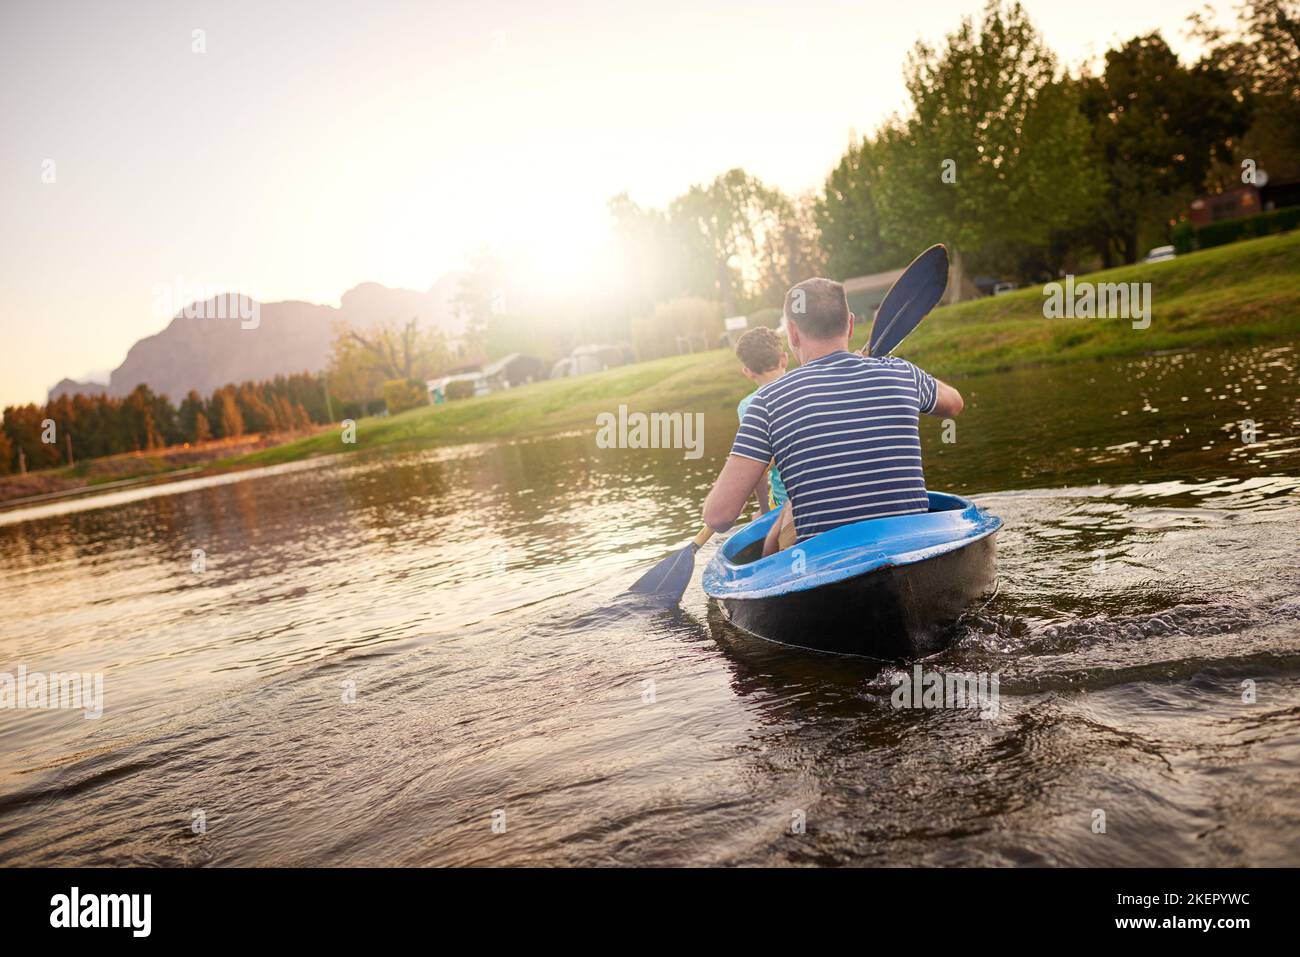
48;377;108;401
47;275;468;403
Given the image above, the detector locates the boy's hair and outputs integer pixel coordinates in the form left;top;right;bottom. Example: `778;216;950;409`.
735;326;784;374
783;277;850;340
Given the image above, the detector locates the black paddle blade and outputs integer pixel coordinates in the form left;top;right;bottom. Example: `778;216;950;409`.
868;244;949;357
625;543;698;606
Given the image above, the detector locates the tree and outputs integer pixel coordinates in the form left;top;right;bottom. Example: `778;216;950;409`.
329;317;450;406
179;390;206;443
0;427;12;475
755;192;828;306
816;136;911;279
668;168;793;315
2;405;58;470
236;383;278;433
868;1;1104;277
71;392;113;459
451;249;505;357
1190;0;1300;182
608;192;716;314
121;384;164;451
1078;33;1251;263
212;388;244;439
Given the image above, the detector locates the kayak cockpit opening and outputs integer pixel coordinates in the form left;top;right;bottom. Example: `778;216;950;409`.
726;492;970;566
731;538;766;566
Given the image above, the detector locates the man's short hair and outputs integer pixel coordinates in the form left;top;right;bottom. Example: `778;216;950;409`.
783;278;850;340
735;326;784;374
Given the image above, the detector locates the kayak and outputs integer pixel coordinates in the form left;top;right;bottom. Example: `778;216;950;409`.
701;492;1001;660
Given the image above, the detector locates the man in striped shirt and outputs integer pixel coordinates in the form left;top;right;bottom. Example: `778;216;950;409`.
702;277;964;555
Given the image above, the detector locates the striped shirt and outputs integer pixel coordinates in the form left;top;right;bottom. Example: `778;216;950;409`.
730;351;938;542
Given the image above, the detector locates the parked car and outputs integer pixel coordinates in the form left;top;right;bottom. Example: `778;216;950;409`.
1144;245;1177;263
974;276;1017;297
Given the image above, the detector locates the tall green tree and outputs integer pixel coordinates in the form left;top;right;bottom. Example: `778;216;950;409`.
755;192;827;306
179;390;206;443
1078;33;1251;263
869;1;1103;277
816;136;911;279
1190;0;1300;182
668;168;792;315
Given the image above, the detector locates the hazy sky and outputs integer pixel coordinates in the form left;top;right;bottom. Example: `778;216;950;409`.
0;0;1223;406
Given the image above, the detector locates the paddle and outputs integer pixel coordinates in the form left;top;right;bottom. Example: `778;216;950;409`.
863;243;949;357
625;525;715;606
624;244;951;606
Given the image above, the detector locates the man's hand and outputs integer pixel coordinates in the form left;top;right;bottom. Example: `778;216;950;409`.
703;455;768;532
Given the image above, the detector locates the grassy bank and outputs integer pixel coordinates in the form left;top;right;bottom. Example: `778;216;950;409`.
236;230;1300;468
904;229;1300;375
6;230;1293;489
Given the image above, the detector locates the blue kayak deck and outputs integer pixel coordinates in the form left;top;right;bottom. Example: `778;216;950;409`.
702;492;1001;601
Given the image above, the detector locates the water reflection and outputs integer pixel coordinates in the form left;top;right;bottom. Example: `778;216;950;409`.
0;344;1297;865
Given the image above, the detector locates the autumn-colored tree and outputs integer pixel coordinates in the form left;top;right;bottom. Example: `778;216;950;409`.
213;388;244;439
2;403;62;470
236;383;276;433
329;317;450;405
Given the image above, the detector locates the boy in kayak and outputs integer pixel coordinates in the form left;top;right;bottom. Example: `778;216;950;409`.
703;277;964;556
733;326;789;515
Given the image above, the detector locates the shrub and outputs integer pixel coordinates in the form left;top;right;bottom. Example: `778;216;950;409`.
1178;205;1300;253
381;378;426;414
444;379;477;401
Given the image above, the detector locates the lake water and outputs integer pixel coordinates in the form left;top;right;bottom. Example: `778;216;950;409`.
1;344;1298;865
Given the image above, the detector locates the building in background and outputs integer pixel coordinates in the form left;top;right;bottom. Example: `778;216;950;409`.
843;252;977;312
549;344;635;379
1187;178;1300;226
482;353;545;391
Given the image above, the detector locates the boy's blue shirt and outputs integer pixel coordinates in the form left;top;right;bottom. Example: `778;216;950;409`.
737;390;789;507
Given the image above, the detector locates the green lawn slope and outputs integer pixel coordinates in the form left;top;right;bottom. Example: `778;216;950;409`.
225;230;1300;467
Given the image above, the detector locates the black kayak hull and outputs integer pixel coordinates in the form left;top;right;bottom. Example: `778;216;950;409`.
713;530;997;659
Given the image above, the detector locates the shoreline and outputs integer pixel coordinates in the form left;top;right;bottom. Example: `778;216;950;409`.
6;231;1298;501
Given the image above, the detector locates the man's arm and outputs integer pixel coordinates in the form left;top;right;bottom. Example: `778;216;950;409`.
752;468;772;514
703;454;769;532
928;378;963;417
